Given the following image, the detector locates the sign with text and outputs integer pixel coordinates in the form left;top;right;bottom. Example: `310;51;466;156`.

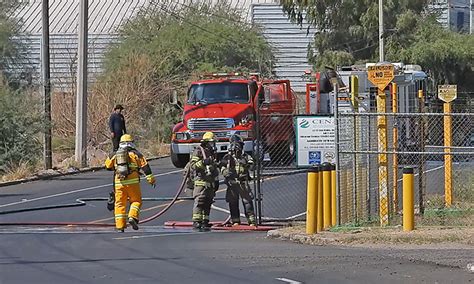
367;64;395;91
295;116;335;167
438;85;457;103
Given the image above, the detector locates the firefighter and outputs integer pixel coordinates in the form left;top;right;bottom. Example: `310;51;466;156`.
189;131;219;230
220;134;256;226
105;134;156;232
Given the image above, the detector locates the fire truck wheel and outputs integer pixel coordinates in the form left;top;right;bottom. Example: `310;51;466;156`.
171;152;189;168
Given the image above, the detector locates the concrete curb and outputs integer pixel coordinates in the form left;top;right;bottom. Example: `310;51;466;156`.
0;155;169;188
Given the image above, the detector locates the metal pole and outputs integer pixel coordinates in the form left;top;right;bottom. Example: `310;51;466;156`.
444;102;453;207
306;167;319;235
333;84;341;226
350;76;358;222
469;0;474;35
402;167;415;231
42;0;52;170
255;97;262;224
378;0;384;62
377;88;389;226
391;83;398;214
75;0;88;167
418;90;426;215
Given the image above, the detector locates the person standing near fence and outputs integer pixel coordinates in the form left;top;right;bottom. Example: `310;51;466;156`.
109;104;127;152
220;134;256;226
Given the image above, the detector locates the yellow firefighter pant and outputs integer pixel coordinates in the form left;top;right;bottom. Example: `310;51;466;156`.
114;184;142;229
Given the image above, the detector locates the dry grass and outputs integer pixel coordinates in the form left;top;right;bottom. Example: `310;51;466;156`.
1;161;38;182
269;224;474;247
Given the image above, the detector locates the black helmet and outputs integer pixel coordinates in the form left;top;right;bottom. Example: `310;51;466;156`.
229;141;243;154
230;134;243;144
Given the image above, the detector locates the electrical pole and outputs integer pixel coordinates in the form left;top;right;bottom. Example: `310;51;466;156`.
471;0;473;34
379;0;384;62
75;0;88;167
42;0;52;169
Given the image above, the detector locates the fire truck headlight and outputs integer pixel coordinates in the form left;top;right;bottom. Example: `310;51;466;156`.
175;132;187;140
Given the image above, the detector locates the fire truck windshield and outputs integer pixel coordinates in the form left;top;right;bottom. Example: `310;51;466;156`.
187;82;249;105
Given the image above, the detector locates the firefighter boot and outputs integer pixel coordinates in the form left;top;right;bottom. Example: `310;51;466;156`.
192;221;202;230
128;217;139;230
248;215;256;227
201;219;212;230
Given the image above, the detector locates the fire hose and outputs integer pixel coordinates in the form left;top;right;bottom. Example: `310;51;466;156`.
0;168;230;227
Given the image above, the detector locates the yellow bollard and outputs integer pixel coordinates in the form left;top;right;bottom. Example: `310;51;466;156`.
322;163;332;229
306;166;319;234
403;167;415;231
331;164;337;227
317;166;323;232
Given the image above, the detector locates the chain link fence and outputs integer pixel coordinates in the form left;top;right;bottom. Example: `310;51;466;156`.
337;91;474;227
253;112;308;222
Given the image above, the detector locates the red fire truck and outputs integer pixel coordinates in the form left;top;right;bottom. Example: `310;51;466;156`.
170;73;296;168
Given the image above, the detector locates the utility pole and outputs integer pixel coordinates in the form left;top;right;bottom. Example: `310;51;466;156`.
42;0;52;169
75;0;88;167
471;0;473;34
379;0;384;62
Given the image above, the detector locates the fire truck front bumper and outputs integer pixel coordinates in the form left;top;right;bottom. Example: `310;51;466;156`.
171;141;254;154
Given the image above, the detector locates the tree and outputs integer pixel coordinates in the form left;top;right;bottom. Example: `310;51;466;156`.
0;77;44;173
280;0;473;88
281;0;428;68
386;14;474;89
0;0;23;81
93;1;274;148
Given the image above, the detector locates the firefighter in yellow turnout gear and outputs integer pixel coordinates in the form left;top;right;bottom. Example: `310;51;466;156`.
105;134;156;232
220;134;256;226
189;132;219;231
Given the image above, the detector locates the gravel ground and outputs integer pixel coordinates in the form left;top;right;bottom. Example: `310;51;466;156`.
268;226;474;271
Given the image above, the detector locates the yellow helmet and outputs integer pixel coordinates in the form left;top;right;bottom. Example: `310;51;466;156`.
202;132;215;142
120;134;134;143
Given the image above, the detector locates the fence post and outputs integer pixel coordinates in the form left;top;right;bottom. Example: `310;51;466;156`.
377;88;389;226
403;167;415;231
322;163;332;229
392;83;399;214
317;165;324;232
351;75;359;223
418;89;426;214
306;166;319;234
331;163;337;226
444;102;453;207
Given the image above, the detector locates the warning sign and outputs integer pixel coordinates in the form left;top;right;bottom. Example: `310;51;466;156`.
438;85;457;103
367;65;395;91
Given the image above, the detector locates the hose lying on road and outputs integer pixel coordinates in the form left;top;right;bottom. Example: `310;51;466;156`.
0;168;192;227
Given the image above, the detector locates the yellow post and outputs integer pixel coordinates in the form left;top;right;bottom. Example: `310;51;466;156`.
340;170;347;224
322;163;332;229
402;167;415;231
306;166;319;234
317;167;324;232
444;102;453;207
331;164;337;226
392;83;399;214
377;88;389;226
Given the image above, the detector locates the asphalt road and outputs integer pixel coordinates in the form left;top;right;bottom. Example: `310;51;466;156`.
1;158;472;283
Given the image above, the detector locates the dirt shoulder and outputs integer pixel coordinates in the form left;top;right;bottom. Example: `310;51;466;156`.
268;226;474;271
267;225;474;249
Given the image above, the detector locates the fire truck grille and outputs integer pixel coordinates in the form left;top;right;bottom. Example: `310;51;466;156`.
187;118;234;130
190;131;231;139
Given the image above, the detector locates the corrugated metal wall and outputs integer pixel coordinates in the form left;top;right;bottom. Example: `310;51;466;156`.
14;1;318;92
252;4;315;93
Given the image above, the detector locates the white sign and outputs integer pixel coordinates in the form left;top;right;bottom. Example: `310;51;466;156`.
296;116;335;167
